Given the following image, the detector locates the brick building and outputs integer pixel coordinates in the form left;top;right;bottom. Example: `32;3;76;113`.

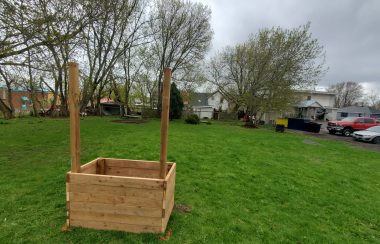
0;86;50;114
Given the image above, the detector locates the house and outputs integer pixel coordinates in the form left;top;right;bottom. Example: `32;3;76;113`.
186;92;229;119
337;106;380;120
0;85;49;114
296;90;337;120
295;99;325;119
261;90;337;123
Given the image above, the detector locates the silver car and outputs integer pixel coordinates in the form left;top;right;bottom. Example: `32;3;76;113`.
352;126;380;144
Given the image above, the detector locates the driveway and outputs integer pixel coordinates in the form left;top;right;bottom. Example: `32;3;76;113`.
288;122;380;152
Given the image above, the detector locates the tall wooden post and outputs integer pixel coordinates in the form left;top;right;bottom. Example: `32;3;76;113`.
68;62;81;173
160;68;171;179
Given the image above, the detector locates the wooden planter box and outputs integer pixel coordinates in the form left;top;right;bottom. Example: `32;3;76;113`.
66;158;176;233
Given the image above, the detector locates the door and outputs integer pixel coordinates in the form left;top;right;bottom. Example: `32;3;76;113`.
364;118;375;129
354;118;366;130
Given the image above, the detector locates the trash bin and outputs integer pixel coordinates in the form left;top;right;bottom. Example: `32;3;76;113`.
275;124;285;132
288;118;310;131
304;122;321;133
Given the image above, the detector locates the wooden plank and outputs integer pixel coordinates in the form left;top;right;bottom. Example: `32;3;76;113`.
106;167;160;179
160;68;172;179
80;158;100;172
161;196;174;233
68;62;80;173
163;163;176;211
70;219;161;233
68;183;162;200
70;210;162;227
164;163;176;182
105;158;161;170
70;202;162;218
164;167;176;210
79;159;98;174
69;192;162;208
96;158;105;175
81;164;96;174
69;173;164;189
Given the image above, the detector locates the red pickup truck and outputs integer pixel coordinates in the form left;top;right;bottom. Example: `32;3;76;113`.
327;117;378;136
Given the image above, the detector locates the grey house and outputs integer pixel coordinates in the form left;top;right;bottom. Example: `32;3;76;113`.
337;106;380;120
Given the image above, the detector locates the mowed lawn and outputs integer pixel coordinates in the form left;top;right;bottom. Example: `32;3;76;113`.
0;117;379;243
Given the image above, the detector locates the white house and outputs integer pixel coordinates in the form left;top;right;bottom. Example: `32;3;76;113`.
261;90;337;123
296;90;337;121
188;92;229;119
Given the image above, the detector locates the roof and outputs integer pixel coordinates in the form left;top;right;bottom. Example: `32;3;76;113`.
189;93;211;106
295;89;336;96
296;99;324;108
337;106;371;114
0;85;48;93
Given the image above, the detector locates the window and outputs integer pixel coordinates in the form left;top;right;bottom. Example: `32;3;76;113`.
364;118;373;124
307;95;311;100
340;112;348;118
356;118;365;123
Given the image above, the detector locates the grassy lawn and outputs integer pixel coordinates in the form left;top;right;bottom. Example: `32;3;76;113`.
0;117;379;243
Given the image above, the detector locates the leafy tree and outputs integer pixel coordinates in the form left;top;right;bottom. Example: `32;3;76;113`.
169;82;183;120
209;23;326;126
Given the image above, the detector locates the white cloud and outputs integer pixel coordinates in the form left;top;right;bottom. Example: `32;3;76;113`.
191;0;380;90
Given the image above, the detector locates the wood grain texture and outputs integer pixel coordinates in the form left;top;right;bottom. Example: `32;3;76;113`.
69;192;163;208
67;183;162;199
68;62;80;173
160;68;172;179
70;210;162;226
66;159;176;233
70;202;162;217
69;172;164;189
106;167;160;178
70;219;161;233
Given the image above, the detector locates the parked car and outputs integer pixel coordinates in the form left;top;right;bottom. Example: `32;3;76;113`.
327;117;378;137
352;126;380;144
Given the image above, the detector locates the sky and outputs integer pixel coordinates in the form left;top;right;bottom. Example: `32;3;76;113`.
191;0;380;95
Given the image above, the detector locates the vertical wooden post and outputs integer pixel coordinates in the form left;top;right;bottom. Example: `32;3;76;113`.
68;62;81;173
160;68;171;179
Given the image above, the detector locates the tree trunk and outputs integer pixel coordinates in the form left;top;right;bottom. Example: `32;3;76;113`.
0;98;13;119
156;69;164;116
5;86;14;115
124;84;130;115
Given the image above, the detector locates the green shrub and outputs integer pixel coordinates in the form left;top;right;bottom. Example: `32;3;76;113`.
185;114;200;124
169;83;184;120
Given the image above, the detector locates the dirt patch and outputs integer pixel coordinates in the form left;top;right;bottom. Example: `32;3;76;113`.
303;139;320;145
174;204;192;213
111;119;146;124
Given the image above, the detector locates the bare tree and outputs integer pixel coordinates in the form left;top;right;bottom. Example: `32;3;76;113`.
0;66;16;118
0;0;97;118
365;90;379;107
80;0;145;112
149;0;213;112
328;81;364;108
0;0;94;61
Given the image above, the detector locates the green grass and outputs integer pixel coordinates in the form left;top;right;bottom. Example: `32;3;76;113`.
0;117;379;243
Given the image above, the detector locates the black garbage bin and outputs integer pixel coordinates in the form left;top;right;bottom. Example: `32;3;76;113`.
288;118;310;131
275;124;285;132
305;122;321;133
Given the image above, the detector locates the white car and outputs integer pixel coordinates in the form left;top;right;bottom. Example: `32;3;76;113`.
352;126;380;144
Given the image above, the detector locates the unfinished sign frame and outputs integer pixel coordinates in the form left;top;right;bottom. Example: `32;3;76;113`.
65;62;176;233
